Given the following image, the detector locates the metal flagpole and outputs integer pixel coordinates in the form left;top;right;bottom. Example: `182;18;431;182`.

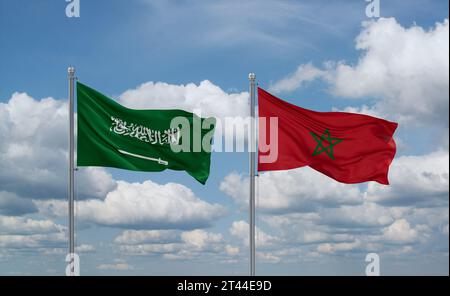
68;66;75;276
248;73;256;276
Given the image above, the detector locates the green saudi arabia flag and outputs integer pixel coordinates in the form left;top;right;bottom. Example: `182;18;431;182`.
76;82;216;184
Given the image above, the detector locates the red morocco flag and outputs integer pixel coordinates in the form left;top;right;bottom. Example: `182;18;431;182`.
257;88;398;185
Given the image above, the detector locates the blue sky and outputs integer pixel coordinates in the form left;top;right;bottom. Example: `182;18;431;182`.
0;0;448;275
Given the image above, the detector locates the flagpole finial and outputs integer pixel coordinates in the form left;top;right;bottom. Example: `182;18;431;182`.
248;73;256;81
68;67;75;76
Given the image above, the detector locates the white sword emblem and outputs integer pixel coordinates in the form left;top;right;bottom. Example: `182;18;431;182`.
118;149;169;166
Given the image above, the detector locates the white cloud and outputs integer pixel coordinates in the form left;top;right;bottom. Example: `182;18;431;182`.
383;246;415;256
271;18;449;127
119;243;180;255
257;252;281;263
114;228;227;260
381;219;419;244
219;173;446;260
97;263;133;271
0;232;66;250
181;229;223;250
118;80;253;149
262;212;357;248
220;168;362;213
76;244;95;253
0;215;66;254
37;180;225;229
0;216;64;235
76;168;117;200
229;220;279;248
224;244;240;256
317;240;361;254
366;151;449;207
269;63;326;93
220;149;448;261
318;202;398;229
405;208;450;231
41;248;66;255
331;104;380;118
221;151;448;213
119;80;248;119
0;92;116;200
114;230;179;245
331;19;448;123
259;200;447;259
299;230;330;244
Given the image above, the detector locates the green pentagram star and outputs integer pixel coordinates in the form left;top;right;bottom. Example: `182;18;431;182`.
310;129;343;160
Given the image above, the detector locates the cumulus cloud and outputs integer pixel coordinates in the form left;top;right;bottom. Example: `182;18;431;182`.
221;150;448;214
262;201;447;253
0;93;116;200
270;18;449;127
181;229;223;250
0;232;66;250
0;215;64;235
37;180;225;229
317;202;399;229
220;151;448;260
0;215;66;255
220;168;362;213
330;18;449;125
248;207;438;260
380;219;420;244
0;15;447;273
229;220;279;248
119;80;249;119
366;151;449;207
114;228;232;260
118;80;253;149
262;213;355;249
